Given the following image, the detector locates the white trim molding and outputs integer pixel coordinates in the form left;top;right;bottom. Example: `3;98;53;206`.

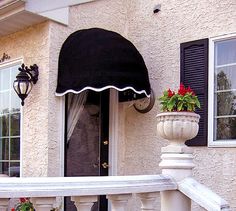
208;32;236;147
25;0;97;25
0;59;23;176
109;89;119;176
0;57;23;68
58;96;65;177
0;0;97;36
55;86;150;98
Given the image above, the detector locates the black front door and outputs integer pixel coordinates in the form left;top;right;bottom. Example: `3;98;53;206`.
65;90;109;211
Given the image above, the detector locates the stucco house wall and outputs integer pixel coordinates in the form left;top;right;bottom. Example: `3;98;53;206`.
0;22;53;176
123;0;236;210
0;0;236;210
52;1;236;209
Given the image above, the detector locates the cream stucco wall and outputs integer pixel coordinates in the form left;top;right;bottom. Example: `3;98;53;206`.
49;0;236;209
0;22;54;176
122;0;236;210
1;0;236;210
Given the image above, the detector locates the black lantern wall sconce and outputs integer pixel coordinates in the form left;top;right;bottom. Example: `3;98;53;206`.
13;63;39;106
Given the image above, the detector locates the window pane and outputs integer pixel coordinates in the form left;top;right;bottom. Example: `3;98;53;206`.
11;66;19;85
216;39;236;66
216;91;236;116
0;114;9;137
0;162;9;175
0;91;10;114
11;90;20;112
215;117;236;140
10;113;20;136
0;63;21;177
216;66;236;91
0;138;9;160
10;138;20;160
0;68;10;90
9;162;20;177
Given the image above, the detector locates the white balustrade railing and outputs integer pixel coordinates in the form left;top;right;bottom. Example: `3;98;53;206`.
0;174;177;211
0;174;231;211
178;178;231;211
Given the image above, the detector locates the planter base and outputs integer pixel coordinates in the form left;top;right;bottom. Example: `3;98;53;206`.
161;145;193;154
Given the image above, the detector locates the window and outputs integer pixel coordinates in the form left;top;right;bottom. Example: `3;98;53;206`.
209;35;236;147
181;34;236;147
0;61;21;176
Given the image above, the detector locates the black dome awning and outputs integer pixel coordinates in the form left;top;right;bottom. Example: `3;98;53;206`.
55;28;151;99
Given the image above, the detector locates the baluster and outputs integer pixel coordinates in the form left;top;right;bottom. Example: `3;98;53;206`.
33;197;56;211
0;199;9;211
71;196;97;211
160;153;194;211
0;174;9;211
137;192;159;211
107;194;132;211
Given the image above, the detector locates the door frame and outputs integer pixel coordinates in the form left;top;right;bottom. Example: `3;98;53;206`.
108;89;119;176
58;89;120;177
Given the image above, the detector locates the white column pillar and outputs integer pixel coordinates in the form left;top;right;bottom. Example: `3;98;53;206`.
0;199;9;211
159;147;195;211
107;194;132;211
0;174;9;211
33;197;56;211
161;190;191;211
71;196;97;211
156;112;200;211
137;192;159;211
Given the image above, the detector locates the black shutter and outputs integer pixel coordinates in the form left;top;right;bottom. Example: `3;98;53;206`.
180;38;209;146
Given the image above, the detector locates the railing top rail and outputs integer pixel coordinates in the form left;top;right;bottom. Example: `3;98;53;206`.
0;174;177;198
178;178;231;211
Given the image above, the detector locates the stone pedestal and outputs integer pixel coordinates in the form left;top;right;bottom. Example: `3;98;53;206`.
161;190;191;211
159;149;195;211
156;112;200;211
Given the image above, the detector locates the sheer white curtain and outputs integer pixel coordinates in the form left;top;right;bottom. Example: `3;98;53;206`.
67;91;88;142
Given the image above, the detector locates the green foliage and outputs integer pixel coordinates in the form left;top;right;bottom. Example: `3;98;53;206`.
15;203;34;211
14;198;34;211
159;84;201;112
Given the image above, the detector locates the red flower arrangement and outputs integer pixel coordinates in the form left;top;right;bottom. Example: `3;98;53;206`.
12;198;35;211
159;83;200;112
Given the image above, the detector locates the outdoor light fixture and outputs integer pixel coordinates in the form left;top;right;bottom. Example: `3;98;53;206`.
13;63;39;106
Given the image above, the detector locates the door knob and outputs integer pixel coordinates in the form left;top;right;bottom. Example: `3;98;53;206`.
101;162;109;169
103;140;109;145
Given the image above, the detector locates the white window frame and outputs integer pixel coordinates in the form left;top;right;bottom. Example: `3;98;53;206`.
208;33;236;147
0;58;23;175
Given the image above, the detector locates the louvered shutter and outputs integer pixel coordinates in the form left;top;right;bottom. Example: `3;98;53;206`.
180;38;209;146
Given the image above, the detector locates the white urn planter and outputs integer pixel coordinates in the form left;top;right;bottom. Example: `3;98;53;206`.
156;112;200;147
